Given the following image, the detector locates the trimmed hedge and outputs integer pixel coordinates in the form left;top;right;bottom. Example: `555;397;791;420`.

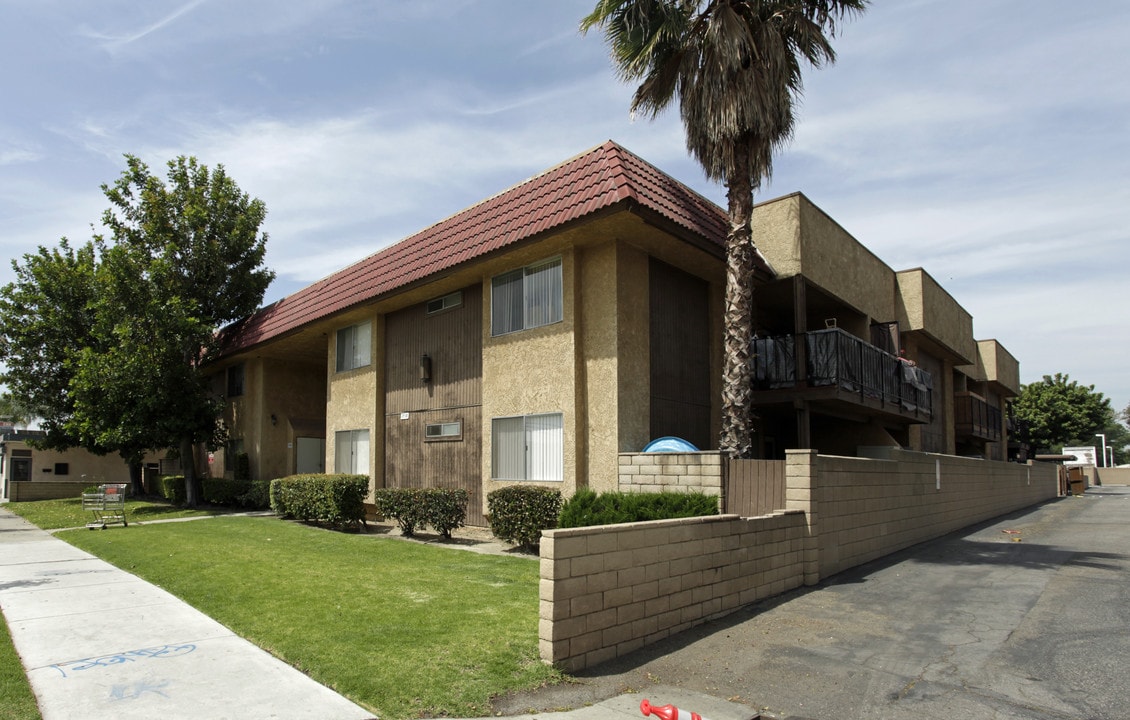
201;478;272;509
239;479;272;509
153;475;187;504
487;485;562;550
373;487;469;539
202;478;245;506
270;474;368;529
558;488;719;528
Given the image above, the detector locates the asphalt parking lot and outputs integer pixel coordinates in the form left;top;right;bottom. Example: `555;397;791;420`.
497;486;1130;720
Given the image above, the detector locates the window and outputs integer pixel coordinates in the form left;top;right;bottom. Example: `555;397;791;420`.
54;462;69;476
491;258;562;336
334;429;370;475
336;321;372;372
426;291;463;316
491;413;563;481
425;421;462;441
226;364;245;397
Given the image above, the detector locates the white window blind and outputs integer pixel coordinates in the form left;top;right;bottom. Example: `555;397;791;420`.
491;258;562;336
334;429;370;474
336;321;372;372
526;413;563;481
491;413;563;481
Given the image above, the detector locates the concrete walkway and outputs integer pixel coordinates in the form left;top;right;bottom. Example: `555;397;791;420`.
0;507;376;720
0;507;760;720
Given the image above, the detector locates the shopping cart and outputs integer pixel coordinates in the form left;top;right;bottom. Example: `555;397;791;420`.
82;484;129;529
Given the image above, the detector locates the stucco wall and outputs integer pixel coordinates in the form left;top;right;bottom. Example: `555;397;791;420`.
616;245;651;457
579;242;622;494
219;358;328;481
972;339;1021;395
795;196;896;324
482;249;579;505
2;440;165;501
325;312;383;488
896;269;976;364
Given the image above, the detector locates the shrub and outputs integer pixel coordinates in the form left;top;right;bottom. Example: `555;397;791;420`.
202;478;246;507
421;488;469;539
558;489;719;528
373;487;469;539
487;486;562;550
238;479;272;509
373;488;427;536
153;475;187;504
270;474;368;529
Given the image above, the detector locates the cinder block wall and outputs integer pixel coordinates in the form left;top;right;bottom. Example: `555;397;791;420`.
9;480;100;502
617;451;723;497
540;511;807;672
541;448;1060;672
1085;466;1130;486
790;448;1060;579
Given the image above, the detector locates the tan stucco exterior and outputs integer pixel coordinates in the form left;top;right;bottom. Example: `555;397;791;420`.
896;269;976;365
325;312;383;487
207;169;1023;520
753;194;896;327
964;339;1021;396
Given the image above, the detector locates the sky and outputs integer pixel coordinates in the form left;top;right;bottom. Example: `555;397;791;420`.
1;0;1127;417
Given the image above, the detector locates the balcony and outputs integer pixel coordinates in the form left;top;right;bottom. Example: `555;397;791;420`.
752;327;933;422
955;393;1002;441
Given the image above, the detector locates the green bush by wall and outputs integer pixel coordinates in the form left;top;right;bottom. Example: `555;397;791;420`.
486;486;562;550
373;487;469;539
558;488;718;528
270;474;368;529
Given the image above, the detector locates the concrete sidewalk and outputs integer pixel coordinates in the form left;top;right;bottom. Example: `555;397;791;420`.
0;507;376;719
0;507;761;720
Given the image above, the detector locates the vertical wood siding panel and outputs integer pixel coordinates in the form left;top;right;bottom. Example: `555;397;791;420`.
649;259;711;450
383;284;485;525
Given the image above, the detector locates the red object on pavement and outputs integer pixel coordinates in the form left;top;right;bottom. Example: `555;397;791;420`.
640;699;705;720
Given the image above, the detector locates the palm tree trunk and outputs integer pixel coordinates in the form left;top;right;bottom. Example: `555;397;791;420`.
719;143;756;459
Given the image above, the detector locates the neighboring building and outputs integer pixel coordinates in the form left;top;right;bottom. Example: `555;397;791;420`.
0;430;165;501
208;141;1020;524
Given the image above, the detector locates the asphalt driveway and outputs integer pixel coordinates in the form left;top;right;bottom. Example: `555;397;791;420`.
497;486;1130;720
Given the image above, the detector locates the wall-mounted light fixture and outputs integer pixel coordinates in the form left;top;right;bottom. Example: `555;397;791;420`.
271;413;278;426
420;354;432;383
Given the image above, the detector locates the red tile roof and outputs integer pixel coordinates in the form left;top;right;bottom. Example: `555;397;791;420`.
218;140;769;356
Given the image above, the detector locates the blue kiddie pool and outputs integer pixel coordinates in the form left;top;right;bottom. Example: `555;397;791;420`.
642;436;699;453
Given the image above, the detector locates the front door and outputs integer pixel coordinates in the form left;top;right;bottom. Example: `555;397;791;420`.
296;437;325;475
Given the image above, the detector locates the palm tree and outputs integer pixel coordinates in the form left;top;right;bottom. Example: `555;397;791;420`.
582;0;866;458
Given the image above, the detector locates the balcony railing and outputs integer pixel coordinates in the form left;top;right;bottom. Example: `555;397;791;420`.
752;327;933;420
955;393;1002;441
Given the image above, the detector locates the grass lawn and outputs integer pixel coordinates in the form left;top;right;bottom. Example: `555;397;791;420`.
58;516;561;718
0;614;40;720
5;496;232;530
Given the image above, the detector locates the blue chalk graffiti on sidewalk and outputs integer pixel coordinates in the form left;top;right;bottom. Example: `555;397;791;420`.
51;643;197;678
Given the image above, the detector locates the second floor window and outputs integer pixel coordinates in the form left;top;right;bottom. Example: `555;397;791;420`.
336;321;372;372
226;363;245;397
491;257;562;336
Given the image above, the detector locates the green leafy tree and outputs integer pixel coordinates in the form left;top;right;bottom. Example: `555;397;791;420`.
0;392;35;428
1010;373;1114;455
582;0;867;457
0;156;273;504
0;240;99;446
